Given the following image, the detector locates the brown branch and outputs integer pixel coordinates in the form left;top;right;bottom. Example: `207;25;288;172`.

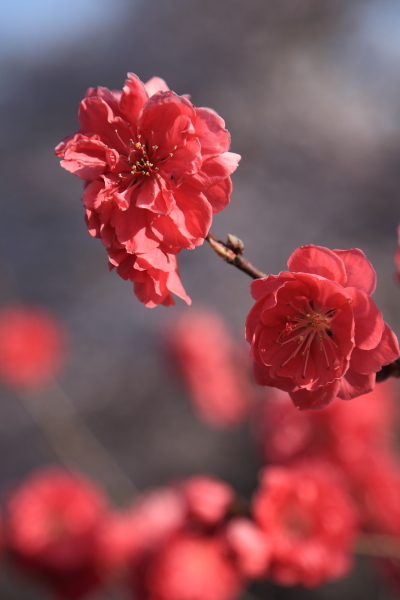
206;232;266;280
18;380;137;504
356;534;400;561
376;358;400;383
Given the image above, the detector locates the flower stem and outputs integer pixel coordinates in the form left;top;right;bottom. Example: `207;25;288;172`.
206;232;266;280
356;534;400;561
18;380;137;504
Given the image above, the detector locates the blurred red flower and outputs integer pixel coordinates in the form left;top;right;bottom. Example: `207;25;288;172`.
252;464;358;587
254;380;397;469
7;467;108;600
133;532;242;600
0;306;66;391
56;75;240;307
98;476;254;600
167;309;254;427
246;245;399;409
180;475;234;526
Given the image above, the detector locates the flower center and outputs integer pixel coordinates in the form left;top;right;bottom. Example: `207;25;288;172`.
115;130;177;185
275;300;340;380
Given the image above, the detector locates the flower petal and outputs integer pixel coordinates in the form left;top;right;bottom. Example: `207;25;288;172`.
289;380;341;410
288;245;347;285
111;202;159;254
350;323;400;374
144;77;170;97
194;107;231;155
190;152;241;190
346;287;384;350
337;369;375;400
119;73;149;124
334;249;377;295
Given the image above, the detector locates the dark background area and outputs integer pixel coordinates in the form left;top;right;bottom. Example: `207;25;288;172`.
0;0;400;597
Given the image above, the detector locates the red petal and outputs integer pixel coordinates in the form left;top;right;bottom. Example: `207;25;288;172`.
350;323;400;374
346;287;384;350
202;177;232;214
194;107;231;155
290;380;341;410
288;245;347;285
190;152;241;190
111;203;159;254
144;77;170;97
119;73;149;124
337;369;375;400
334;248;376;295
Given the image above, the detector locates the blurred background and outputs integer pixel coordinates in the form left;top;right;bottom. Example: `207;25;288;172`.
0;0;400;597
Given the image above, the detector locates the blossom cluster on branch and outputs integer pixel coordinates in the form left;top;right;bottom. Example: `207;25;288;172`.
56;74;240;307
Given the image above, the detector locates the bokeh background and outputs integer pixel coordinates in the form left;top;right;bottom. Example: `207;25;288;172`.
0;0;400;597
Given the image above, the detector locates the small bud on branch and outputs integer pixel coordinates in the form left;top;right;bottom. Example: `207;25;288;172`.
206;232;266;280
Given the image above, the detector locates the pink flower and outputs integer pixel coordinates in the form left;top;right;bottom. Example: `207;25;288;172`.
7;467;108;600
252;464;358;587
246;245;399;409
0;306;66;391
225;517;271;579
254;381;397;468
132;532;242;600
180;475;234;526
56;74;240;307
166;309;254;426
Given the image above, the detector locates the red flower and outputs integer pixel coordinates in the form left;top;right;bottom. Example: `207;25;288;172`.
56;74;240;307
225;517;271;579
252;464;358;587
0;306;66;391
133;532;242;600
246;245;399;409
7;468;108;600
254;381;397;468
180;475;234;526
167;310;254;426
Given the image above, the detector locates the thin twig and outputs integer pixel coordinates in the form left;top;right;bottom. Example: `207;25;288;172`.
206;232;266;280
376;358;400;383
18;379;137;504
356;534;400;561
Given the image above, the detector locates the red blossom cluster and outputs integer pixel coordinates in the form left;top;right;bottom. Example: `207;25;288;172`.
165;307;400;589
56;74;240;307
254;380;400;590
2;464;359;600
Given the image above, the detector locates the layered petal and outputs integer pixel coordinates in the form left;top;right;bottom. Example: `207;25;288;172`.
288;245;347;285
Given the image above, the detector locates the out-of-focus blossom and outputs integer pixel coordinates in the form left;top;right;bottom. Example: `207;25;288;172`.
252;464;358;587
133;532;242;600
0;305;66;391
99;476;248;600
167;309;254;427
56;74;240;307
96;486;187;580
225;517;271;578
180;475;234;526
7;467;108;600
246;245;399;409
254;381;397;468
349;451;400;536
